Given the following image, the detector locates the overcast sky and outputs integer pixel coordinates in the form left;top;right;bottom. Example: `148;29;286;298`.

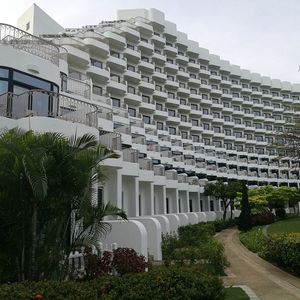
2;0;300;83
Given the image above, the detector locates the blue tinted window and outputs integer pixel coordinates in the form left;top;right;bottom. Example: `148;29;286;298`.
13;71;51;90
0;68;9;78
0;81;8;95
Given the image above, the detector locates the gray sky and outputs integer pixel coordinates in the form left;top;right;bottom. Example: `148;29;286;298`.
2;0;300;83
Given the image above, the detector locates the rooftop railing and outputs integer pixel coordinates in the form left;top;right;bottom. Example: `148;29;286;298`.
0;90;99;128
0;23;60;65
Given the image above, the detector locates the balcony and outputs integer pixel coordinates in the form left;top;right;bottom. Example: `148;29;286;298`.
84;38;109;57
123;47;141;61
139;60;155;72
0;90;98;127
138;40;154;53
63;77;91;99
152;71;167;82
187;61;200;70
153;90;168;100
107;79;127;94
176;54;189;63
152;52;166;63
151;34;165;46
99;131;122;150
0;24;60;66
87;65;110;83
124;92;142;105
164;44;178;55
123;70;141;83
165;80;179;89
107;55;127;71
103;31;126;48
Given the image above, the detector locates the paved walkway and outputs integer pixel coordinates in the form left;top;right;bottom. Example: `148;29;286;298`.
216;229;300;300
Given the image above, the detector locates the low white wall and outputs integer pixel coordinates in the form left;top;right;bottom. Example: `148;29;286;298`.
152;215;170;234
163;214;180;233
175;213;189;226
185;212;199;224
203;211;217;221
131;217;162;260
99;220;148;258
195;212;207;223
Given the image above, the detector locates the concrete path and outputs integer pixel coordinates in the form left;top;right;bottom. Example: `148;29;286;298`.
216;229;300;300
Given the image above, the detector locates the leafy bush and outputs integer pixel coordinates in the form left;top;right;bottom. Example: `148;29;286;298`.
211;219;237;232
240;227;267;256
83;247;148;279
103;266;225;300
0;267;225;300
265;233;300;275
275;208;286;220
251;212;275;226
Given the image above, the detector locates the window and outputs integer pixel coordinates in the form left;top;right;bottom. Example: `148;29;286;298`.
26;22;30;31
244;108;250;114
169;127;176;135
256;136;264;142
225;129;231;136
179;66;185;72
180;99;186;105
168;92;175;99
214;141;222;147
273;103;280;108
141;56;149;62
155;85;162;91
232;79;239;84
265;137;273;143
234;132;242;138
233;105;240;111
167;75;174;81
192;135;200;142
112;97;120;107
191;119;199;126
222;88;229;94
274;115;281;120
155;66;162;73
190;88;197;94
243;96;250;101
154;49;161;54
242;83;249;88
110;51;120;58
236;145;243;151
110;74;120;83
265;125;272;131
168;109;175;117
223;102;230;108
191;104;198;110
167;58;174;64
254;123;262;129
181;115;187;122
156;103;163;110
211;70;218;75
91;58;103;68
127;44;134;50
142;76;150;83
128;107;136;117
264;113;271;118
253;110;261;116
181;131;188;139
252;86;259;91
224;116;231;122
232;92;240;97
203;123;210;130
204;138;211;145
263;101;270;106
212;98;219;104
92;85;102;96
203;108;209;115
202;94;208;99
157;122;163;130
245;121;252;127
225;143;233;150
222;75;228;80
245;134;252;140
213;112;220;118
127;85;135;94
234;118;241;124
179;82;186;88
211;84;218;90
143;115;151;124
201;79;208;84
214;127;221;133
142;95;150;103
253;98;260;104
190;73;197;79
127;64;135;71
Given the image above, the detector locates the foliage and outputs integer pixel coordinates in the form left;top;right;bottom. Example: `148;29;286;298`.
0;266;225;300
239;227;267;257
265;233;300;276
238;184;252;231
0;129;126;282
275;208;286;219
83;247;148;279
251;212;275;226
210;219;238;232
161;222;228;275
204;180;242;220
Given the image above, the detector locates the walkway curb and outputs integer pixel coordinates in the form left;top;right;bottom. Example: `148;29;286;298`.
233;285;259;300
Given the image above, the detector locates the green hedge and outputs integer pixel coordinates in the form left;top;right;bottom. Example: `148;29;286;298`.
265;233;300;276
0;266;224;300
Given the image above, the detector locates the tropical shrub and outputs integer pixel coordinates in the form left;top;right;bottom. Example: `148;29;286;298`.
0;266;225;300
265;233;300;276
83;247;148;279
251;212;275;226
240;227;267;257
275;208;286;219
211;219;237;232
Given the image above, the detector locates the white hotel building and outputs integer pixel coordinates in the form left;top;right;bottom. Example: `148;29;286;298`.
1;5;299;259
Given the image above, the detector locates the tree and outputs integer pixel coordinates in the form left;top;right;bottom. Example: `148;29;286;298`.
204;180;241;220
0;129;127;282
238;184;252;231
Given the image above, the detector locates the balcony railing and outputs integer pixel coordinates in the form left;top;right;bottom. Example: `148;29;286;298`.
0;23;60;65
64;77;91;99
99;131;122;150
122;148;139;163
0;90;98;128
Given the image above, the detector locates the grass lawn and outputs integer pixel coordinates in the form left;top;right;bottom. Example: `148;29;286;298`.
225;287;249;300
267;215;300;235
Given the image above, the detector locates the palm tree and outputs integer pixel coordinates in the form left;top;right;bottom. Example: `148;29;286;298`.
0;129;127;282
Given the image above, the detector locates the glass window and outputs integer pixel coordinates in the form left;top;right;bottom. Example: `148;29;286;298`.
169;127;176;135
110;51;120;58
128;107;136;117
127;65;135;71
0;81;8;95
92;85;102;96
157;122;163;130
0;68;9;78
14;71;51;90
112;98;120;107
91;58;103;68
143;115;151;124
